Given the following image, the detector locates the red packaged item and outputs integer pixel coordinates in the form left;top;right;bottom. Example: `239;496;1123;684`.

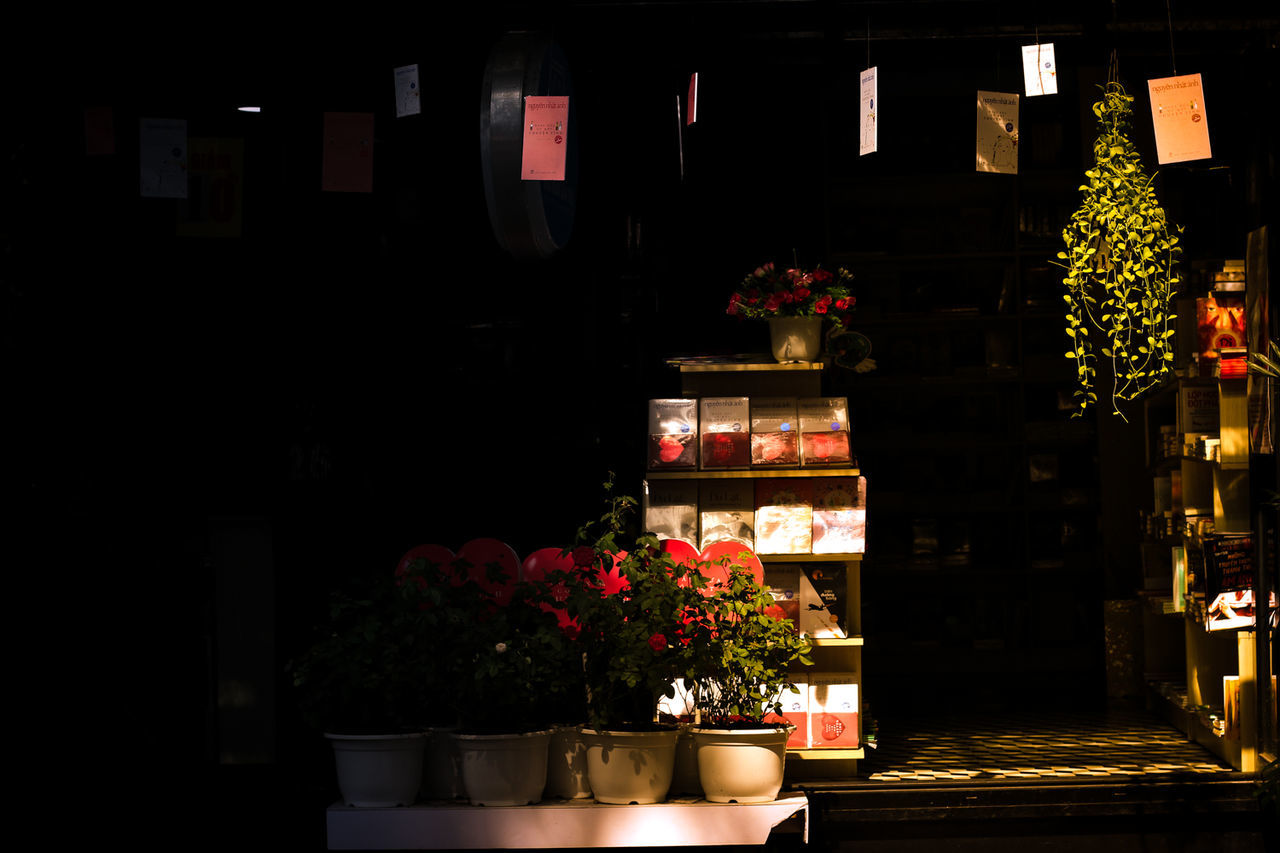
799;397;852;467
750;397;799;467
648;399;698;470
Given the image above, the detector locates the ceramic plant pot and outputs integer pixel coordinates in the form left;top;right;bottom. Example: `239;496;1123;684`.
326;732;426;807
580;727;680;804
452;729;553;806
690;725;792;803
768;316;823;363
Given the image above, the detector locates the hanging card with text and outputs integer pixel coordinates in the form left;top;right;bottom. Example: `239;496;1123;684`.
521;96;569;181
859;66;877;155
1021;44;1058;96
1148;73;1212;164
394;64;421;118
976;91;1019;174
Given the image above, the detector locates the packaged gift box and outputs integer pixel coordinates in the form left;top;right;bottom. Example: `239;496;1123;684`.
812;476;868;554
764;676;809;749
698;479;755;552
700;397;751;469
809;675;859;748
643;478;699;548
798;397;853;467
764;565;801;631
750;397;800;467
648;399;698;469
754;479;814;555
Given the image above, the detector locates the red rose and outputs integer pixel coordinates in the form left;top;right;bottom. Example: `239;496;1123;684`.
812;268;833;284
571;545;596;568
793;287;810;300
648;633;668;652
815;295;833;314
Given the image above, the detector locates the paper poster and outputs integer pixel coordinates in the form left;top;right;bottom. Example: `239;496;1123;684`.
1021;43;1058;96
976;90;1019;174
177;138;244;238
1148;73;1212;164
139;118;188;198
859;66;877;156
521;95;569;181
687;73;698;125
393;64;421;118
321;112;374;193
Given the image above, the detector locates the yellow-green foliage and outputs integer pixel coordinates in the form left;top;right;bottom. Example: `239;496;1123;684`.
1055;81;1182;420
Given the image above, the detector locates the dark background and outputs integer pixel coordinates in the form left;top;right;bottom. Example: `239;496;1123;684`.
5;2;1275;849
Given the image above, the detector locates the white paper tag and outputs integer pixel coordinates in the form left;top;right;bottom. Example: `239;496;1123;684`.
859;66;877;155
1021;44;1058;96
394;64;421;118
976;91;1019;174
1148;73;1212;164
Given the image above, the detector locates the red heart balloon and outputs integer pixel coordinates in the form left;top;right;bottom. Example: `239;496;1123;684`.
457;538;520;605
597;550;630;596
394;544;456;585
659;538;699;566
520;547;576;582
698;541;765;589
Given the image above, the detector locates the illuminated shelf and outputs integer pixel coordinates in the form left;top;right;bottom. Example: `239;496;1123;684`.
761;552;863;563
809;636;864;647
327;795;808;849
666;356;826;373
646;468;860;479
787;748;865;760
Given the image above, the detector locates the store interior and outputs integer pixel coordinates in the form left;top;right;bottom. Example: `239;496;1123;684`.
8;1;1276;849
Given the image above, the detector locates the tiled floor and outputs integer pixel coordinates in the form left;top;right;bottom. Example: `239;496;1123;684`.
857;708;1235;783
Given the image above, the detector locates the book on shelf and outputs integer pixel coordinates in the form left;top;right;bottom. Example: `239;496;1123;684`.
812;476;867;554
798;397;853;467
755;479;814;554
808;675;859;748
750;396;800;467
698;479;755;552
799;562;848;638
642;478;698;548
647;398;698;470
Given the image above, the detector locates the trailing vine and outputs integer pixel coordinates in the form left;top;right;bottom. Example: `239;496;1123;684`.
1054;79;1183;421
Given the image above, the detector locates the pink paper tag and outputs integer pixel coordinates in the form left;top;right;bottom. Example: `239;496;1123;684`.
521;96;569;181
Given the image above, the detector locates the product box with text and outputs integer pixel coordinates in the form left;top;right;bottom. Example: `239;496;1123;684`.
698;479;755;552
812;476;868;554
647;399;698;470
799;562;848;638
764;677;809;749
808;675;859;748
798;397;853;467
700;397;751;469
763;564;801;632
642;478;699;548
754;479;814;554
750;397;800;467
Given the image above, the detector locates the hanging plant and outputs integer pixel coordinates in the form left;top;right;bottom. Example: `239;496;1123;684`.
1054;78;1183;421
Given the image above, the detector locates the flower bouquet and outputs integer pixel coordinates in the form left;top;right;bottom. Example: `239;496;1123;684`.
726;262;856;326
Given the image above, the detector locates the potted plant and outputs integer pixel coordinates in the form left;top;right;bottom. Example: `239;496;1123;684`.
1054;75;1183;421
287;571;432;807
563;478;714;804
397;541;584;806
727;261;857;362
687;550;813;803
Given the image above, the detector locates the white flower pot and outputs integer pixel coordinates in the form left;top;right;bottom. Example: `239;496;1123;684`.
452;729;553;806
546;725;593;799
768;316;823;363
325;732;426;807
580;727;679;804
691;726;792;803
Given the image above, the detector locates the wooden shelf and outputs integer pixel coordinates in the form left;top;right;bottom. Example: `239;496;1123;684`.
646;468;859;479
762;553;863;563
666;356;826;374
787;748;864;760
327;795;809;849
809;636;864;647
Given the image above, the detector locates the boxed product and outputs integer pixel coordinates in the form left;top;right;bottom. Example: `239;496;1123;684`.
764;564;801;630
765;676;809;749
699;397;751;469
642;478;698;548
808;675;859;748
698;479;755;552
754;479;814;554
750;397;800;467
812;476;867;554
647;399;698;470
798;397;853;467
798;562;847;638
1196;294;1246;360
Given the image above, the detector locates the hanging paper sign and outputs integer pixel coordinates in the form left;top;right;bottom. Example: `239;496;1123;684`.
1204;533;1254;631
1021;43;1058;96
393;64;421;118
1148;73;1212;164
521;95;569;181
139;118;188;198
859;66;877;156
177;138;244;238
321;112;375;193
976;91;1019;174
687;73;698;125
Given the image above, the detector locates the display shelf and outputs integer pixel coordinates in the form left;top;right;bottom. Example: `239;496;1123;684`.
761;552;863;563
666;356;826;374
647;468;860;480
326;795;809;849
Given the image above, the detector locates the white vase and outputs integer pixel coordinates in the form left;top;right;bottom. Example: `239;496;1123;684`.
691;726;792;803
545;725;593;799
325;732;426;807
452;729;553;806
580;727;679;804
768;316;824;363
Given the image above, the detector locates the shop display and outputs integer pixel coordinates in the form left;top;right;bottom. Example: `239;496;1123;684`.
812;476;867;554
648;399;698;470
699;397;751;469
698;480;755;552
754;479;814;555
